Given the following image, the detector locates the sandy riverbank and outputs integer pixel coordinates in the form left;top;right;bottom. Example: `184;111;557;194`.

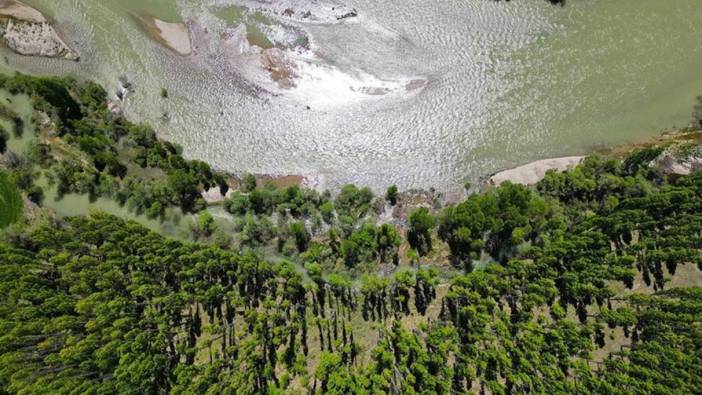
203;128;702;206
136;15;192;56
483;128;702;188
484;156;585;188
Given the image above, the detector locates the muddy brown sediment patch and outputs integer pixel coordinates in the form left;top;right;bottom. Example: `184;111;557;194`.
261;47;298;88
257;174;304;189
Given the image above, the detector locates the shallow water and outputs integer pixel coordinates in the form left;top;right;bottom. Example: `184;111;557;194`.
36;174;187;236
0;88;189;236
7;0;702;193
0;91;34;155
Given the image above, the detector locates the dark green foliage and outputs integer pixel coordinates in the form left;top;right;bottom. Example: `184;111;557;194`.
622;146;665;176
338;222;401;268
2;74;81;123
243;173;257;192
340;223;377;267
438;196;486;265
439;182;561;266
1;150;702;393
385;184;398;206
228;184;322;218
407;207;435;256
290;221;310;252
0;125;7;153
589;289;702;394
0;214;299;394
248;187;275;214
1;72;701;394
319;201;334;224
26;184;43;204
414;267;439;315
0;169;22;227
375;224;401;264
168;169;201;212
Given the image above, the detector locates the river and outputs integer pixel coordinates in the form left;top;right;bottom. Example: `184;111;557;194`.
5;0;702;194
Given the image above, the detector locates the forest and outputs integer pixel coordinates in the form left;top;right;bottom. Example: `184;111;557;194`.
0;73;701;394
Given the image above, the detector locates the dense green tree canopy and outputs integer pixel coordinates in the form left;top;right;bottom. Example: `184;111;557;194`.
1;71;701;394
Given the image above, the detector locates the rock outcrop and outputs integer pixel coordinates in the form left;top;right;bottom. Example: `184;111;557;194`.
243;0;358;24
336;9;358;20
653;144;702;176
107;100;123;119
0;0;78;61
201;186;233;204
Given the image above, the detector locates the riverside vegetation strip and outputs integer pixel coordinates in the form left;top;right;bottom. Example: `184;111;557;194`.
0;73;701;393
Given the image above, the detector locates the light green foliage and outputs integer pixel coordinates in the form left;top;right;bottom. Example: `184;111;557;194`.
375;224;401;264
319;201;335;224
196;211;216;237
236;212;276;247
340;224;376;267
223;191;251;215
334;184;373;220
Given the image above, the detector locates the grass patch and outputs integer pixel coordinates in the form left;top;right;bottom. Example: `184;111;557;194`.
0;169;22;227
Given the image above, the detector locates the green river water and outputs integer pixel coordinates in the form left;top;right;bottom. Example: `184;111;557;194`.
2;0;701;194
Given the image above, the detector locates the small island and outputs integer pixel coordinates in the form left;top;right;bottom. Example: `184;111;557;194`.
0;0;78;61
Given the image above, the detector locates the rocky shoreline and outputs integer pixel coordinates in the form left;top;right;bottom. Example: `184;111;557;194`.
0;0;78;61
239;0;358;24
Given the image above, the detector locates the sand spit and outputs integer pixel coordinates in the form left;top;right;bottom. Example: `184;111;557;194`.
486;156;585;187
137;15;192;56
